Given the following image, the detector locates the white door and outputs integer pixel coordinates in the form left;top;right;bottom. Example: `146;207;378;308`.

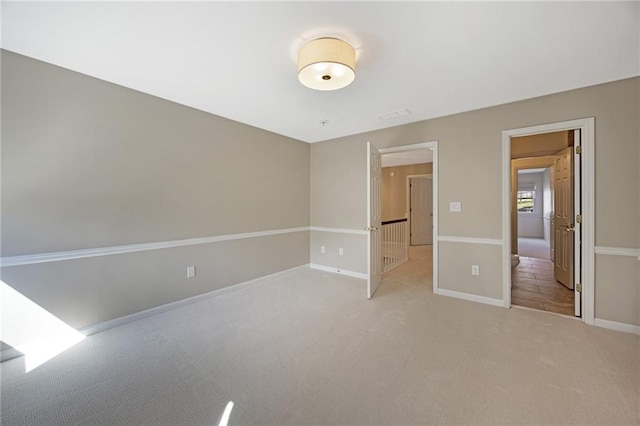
553;147;574;291
410;177;433;245
367;142;382;299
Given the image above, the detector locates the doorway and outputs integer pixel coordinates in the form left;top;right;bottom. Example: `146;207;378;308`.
511;145;574;316
366;141;439;299
502;118;595;325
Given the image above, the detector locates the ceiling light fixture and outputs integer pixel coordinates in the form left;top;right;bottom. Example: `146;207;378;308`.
297;38;355;91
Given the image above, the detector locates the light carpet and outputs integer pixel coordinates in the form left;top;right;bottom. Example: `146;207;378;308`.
518;237;551;260
1;247;639;425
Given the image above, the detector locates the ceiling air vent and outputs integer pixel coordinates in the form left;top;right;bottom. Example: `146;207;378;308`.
378;108;412;121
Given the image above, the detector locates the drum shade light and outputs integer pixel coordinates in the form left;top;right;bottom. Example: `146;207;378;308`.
297;38;355;91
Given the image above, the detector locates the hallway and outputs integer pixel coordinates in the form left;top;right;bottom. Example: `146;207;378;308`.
381;245;432;292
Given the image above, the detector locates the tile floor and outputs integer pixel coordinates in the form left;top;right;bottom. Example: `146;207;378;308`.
511;256;576;316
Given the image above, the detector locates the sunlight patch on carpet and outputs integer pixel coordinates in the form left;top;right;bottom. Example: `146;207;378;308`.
0;280;85;372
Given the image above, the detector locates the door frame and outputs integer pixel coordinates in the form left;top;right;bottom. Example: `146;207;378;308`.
407;174;433;246
379;141;438;294
502;118;595;325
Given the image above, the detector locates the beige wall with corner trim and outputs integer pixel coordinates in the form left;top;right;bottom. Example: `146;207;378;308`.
1;50;310;328
1;50;638;332
382;163;433;221
310;76;639;327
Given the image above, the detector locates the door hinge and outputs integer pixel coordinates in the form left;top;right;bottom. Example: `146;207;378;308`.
575;146;582;154
576;283;583;293
576;214;582;224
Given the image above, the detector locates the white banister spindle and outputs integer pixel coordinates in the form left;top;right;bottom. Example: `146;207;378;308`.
381;219;409;273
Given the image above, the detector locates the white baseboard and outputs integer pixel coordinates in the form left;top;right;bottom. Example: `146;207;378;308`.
1;264;310;363
309;264;368;280
594;318;640;335
80;264;310;336
435;288;505;307
0;347;23;363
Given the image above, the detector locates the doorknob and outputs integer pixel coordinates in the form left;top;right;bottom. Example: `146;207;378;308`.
565;224;575;232
364;226;378;231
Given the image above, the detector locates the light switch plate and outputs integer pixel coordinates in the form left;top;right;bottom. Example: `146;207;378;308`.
450;202;461;212
187;266;196;278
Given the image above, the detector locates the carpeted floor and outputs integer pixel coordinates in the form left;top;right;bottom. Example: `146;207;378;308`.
1;247;639;425
518;237;551;260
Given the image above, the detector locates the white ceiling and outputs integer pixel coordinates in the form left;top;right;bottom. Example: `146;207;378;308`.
2;2;639;143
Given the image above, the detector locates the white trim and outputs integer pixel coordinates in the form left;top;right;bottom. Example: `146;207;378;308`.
309;263;368;280
1;264;311;362
379;142;434;154
594;318;640;335
0;227;310;267
438;235;503;246
502;117;595;325
502;129;512;311
80;264;310;335
511;304;580;320
433;143;439;294
309;226;368;235
594;246;640;258
0;347;23;362
435;288;504;307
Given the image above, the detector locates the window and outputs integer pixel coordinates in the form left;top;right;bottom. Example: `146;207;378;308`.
517;190;535;212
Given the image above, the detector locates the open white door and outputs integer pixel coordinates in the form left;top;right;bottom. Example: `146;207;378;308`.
554;136;582;318
553;146;574;290
367;142;382;299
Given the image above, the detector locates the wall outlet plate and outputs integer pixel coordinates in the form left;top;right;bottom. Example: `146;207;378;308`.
187;266;196;278
450;202;461;212
471;265;480;276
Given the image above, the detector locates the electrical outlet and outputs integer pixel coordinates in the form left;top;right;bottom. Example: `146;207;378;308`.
187;266;196;278
471;265;480;276
450;202;461;212
320;246;325;254
339;248;344;256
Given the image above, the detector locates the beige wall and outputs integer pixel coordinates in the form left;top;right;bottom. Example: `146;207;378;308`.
2;50;637;331
595;255;640;326
511;131;570;158
0;233;309;329
381;163;433;221
310;76;639;326
1;50;310;328
310;232;367;274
